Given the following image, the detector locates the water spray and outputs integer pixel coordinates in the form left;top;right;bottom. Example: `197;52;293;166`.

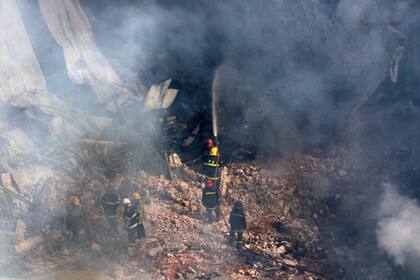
212;66;220;143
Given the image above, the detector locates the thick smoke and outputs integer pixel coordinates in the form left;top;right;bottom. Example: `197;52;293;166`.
80;3;420;279
377;183;420;266
1;0;419;278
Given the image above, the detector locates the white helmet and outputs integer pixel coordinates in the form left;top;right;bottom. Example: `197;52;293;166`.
122;198;131;205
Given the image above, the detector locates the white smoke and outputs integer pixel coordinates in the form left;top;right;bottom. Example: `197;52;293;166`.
377;183;420;266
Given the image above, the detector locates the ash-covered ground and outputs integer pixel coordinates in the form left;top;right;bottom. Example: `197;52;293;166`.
0;0;420;279
0;152;344;280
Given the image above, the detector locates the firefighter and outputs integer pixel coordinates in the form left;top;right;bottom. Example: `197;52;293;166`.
122;198;142;246
202;178;220;223
229;201;247;246
66;196;83;243
101;187;120;232
203;143;221;181
132;192;146;239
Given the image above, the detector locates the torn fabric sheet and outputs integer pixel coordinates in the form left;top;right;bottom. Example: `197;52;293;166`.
38;0;132;109
0;0;47;104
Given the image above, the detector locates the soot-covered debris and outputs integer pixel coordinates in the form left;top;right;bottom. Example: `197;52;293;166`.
0;152;345;280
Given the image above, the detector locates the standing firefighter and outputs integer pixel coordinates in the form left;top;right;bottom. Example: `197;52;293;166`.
202;178;220;223
101;187;119;232
132;192;146;239
122;198;142;246
229;201;247;246
66;196;83;243
203;139;221;181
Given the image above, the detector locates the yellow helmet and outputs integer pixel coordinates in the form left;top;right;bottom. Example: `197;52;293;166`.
133;192;141;200
209;146;219;156
71;196;80;206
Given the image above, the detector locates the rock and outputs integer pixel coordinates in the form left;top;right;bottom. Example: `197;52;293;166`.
91;242;102;252
275;245;287;254
246;269;257;276
148;245;162;257
128;246;135;257
264;266;281;271
338;169;347;177
283;259;298;266
15;235;42;254
169;153;183;167
211;274;229;280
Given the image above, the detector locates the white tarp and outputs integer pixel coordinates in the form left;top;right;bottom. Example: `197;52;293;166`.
0;0;47;104
38;0;132;109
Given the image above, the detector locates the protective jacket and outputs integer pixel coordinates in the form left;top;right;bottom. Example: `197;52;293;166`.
203;155;221;179
229;205;246;232
101;191;119;217
133;198;145;223
202;186;219;209
66;204;83;231
124;205;140;229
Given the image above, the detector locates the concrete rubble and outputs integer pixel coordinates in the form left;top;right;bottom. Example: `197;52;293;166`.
0;1;416;279
0;149;345;280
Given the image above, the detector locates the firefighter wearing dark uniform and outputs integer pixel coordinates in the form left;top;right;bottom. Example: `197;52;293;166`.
202;178;221;223
66;196;83;243
132;192;146;240
123;198;142;245
101;188;119;232
203;145;221;180
229;201;247;245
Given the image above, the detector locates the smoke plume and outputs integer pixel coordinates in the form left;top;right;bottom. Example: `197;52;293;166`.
377;183;420;266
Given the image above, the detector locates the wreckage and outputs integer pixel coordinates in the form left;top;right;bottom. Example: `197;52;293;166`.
1;0;420;279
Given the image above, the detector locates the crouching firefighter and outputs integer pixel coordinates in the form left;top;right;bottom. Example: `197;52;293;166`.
122;198;144;246
229;201;247;246
101;187;120;232
202;178;221;223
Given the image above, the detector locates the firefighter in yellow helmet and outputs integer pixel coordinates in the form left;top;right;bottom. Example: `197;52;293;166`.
66;195;83;243
203;140;221;180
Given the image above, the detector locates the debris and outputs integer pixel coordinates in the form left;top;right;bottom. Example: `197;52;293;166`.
20;271;114;280
148;246;163;258
338;169;347;177
90;242;102;252
14;235;42;254
144;79;178;110
15;219;26;241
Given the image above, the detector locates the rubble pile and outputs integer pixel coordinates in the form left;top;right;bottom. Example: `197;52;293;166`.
123;156;335;279
147;154;345;279
0;150;344;280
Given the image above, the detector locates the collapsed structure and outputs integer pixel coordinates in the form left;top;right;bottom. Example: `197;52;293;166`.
0;0;419;279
